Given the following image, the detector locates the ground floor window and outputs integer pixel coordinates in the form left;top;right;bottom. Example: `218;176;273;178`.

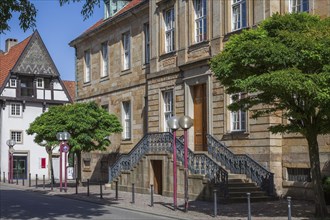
287;167;311;182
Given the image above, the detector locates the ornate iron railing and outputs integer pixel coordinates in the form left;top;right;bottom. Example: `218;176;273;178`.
206;134;274;196
109;132;228;196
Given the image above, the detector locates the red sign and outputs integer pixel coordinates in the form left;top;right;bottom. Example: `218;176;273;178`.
41;158;46;168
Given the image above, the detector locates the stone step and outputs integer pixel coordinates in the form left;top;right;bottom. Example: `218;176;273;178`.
228;174;247;179
220;196;275;204
228;186;264;193
228;178;249;183
227;182;257;187
228;191;266;198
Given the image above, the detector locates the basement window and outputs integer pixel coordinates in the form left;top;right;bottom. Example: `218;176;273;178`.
287;168;311;182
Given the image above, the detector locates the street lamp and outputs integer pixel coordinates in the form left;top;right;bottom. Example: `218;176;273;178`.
6;139;16;184
56;131;70;192
178;115;193;213
167;116;180;211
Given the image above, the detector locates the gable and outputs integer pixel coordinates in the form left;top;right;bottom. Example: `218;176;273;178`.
12;31;59;77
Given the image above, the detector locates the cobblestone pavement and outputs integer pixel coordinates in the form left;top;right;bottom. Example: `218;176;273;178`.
1;180;329;220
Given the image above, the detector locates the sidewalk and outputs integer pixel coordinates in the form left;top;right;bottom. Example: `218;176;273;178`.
1;180;329;220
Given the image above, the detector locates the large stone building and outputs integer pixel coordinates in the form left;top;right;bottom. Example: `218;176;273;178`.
71;0;330;200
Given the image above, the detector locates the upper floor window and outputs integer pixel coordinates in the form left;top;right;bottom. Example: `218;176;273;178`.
20;77;34;97
122;32;131;70
10;79;16;87
101;42;109;78
11;131;23;144
164;7;175;53
290;0;309;13
163;90;173;132
194;0;207;43
84;50;91;83
10;103;21;117
230;93;246;132
232;0;247;31
122;101;131;140
36;78;44;88
144;23;150;64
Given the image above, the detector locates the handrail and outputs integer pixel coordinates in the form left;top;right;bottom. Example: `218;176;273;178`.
206;134;274;196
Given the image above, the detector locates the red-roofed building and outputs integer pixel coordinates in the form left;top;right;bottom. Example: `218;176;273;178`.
0;30;73;182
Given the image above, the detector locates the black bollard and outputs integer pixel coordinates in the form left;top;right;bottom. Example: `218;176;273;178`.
287;196;292;220
132;183;135;204
115;181;118;200
247;193;251;220
43;175;45;189
3;172;5;183
87;179;90;196
150;184;154;207
29;173;31;187
51;179;53;191
100;181;103;199
36;174;38;188
22;177;24;186
8;172;10;183
16;175;18;185
213;189;217;217
75;178;78;194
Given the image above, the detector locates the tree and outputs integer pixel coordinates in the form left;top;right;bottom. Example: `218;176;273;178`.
210;13;330;218
26;102;122;182
0;0;100;33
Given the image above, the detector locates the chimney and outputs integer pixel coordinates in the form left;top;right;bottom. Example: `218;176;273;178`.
5;38;18;52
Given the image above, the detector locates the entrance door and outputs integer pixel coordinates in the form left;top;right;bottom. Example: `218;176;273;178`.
13;156;27;179
193;84;207;151
151;160;163;195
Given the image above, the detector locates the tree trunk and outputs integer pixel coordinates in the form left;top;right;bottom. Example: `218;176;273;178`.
76;151;82;183
46;146;55;184
306;132;328;218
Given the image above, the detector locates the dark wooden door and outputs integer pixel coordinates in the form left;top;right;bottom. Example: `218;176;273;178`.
193;84;207;151
151;160;163;195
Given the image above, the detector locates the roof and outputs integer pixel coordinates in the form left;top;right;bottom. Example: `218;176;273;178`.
70;0;145;45
63;80;76;102
0;35;31;87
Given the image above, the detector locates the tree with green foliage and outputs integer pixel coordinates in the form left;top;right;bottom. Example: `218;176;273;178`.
0;0;100;33
27;102;122;182
211;13;330;218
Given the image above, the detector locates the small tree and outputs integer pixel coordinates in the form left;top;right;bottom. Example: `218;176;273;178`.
210;13;330;218
27;102;122;182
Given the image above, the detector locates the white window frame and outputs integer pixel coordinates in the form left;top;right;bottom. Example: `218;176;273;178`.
144;23;150;64
122;101;131;140
10;103;21;117
11;131;23;144
163;90;173;132
36;78;44;88
164;7;175;53
194;0;207;43
122;32;131;70
230;93;246;132
10;79;16;87
232;0;247;31
101;42;109;78
84;50;91;83
289;0;309;13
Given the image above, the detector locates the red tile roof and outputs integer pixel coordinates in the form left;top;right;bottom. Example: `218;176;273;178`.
63;80;76;102
0;36;32;87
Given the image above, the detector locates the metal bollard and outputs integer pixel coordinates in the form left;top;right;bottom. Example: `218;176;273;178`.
115;181;118;200
214;189;217;217
247;193;251;220
36;174;38;188
8;172;10;183
22;177;24;186
43;175;45;189
16;175;18;185
51;180;53;191
287;196;292;220
132;183;135;204
87;179;90;196
150;184;154;207
29;173;31;187
100;181;103;199
3;172;5;183
75;178;78;194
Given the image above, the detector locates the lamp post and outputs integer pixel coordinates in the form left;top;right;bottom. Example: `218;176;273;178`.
6;139;16;184
167;116;180;211
178;115;193;212
56;132;70;192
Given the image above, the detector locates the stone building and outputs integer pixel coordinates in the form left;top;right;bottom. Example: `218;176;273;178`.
71;0;330;200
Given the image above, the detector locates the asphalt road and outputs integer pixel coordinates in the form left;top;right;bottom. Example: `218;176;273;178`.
0;185;172;220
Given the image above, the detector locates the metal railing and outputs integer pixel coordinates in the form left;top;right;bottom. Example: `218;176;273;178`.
206;134;274;196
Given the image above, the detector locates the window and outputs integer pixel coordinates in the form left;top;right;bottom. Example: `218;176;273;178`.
104;0;110;19
11;131;22;143
164;7;175;53
122;32;131;70
10;104;21;116
163;90;173;132
144;23;150;64
101;42;109;77
290;0;309;13
36;78;43;88
194;0;207;43
20;77;34;97
122;101;131;140
230;93;246;131
287;168;311;182
232;0;247;31
84;50;91;83
101;104;109;111
10;79;16;87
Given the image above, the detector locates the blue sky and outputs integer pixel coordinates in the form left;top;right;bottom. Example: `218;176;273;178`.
0;0;104;81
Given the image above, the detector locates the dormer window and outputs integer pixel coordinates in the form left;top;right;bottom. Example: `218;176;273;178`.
104;0;131;19
36;78;44;88
10;79;16;87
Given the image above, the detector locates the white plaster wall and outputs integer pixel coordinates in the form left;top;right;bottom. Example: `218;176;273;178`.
45;90;51;100
53;81;62;90
54;91;69;101
1;88;16;97
37;89;44;99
